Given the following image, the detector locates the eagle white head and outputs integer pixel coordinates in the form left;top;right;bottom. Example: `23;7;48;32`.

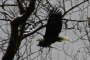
36;37;44;42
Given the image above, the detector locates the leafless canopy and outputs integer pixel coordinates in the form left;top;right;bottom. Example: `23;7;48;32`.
0;0;90;60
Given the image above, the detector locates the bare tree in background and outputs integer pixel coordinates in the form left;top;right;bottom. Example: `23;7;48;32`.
0;0;89;60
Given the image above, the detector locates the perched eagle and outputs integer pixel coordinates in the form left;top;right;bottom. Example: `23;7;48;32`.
36;8;69;47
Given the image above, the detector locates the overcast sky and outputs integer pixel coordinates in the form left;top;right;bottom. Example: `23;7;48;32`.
0;0;90;60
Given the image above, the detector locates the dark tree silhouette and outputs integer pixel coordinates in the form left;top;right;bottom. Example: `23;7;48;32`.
0;0;89;60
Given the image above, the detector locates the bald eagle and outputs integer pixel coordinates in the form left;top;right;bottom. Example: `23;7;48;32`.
36;8;69;47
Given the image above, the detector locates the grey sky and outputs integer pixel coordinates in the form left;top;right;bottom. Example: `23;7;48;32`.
0;0;90;60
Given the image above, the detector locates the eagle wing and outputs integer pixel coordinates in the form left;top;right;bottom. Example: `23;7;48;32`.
37;8;63;47
44;8;63;39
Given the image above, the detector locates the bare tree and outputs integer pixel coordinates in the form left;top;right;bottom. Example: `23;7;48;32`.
0;0;90;60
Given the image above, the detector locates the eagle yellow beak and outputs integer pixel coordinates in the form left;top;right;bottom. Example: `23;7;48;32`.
36;39;39;41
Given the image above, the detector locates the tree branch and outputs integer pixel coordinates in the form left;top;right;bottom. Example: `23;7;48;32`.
63;0;88;16
2;0;36;60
